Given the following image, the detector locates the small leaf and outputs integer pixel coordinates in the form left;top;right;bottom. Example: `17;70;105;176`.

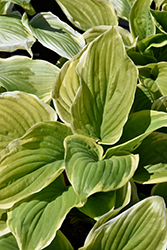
152;95;167;112
22;12;85;59
0;91;57;152
133;132;167;184
151;182;167;205
151;9;167;34
0;14;35;57
130;0;155;41
0;209;10;237
72;27;137;144
0;121;72;209
64;134;139;202
79;196;167;250
56;0;118;31
7;176;81;250
0;56;60;103
10;0;36;15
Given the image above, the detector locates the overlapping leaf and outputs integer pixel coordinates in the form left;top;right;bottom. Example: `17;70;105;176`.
0;233;19;250
133;132;167;184
0;91;57;152
71;27;138;144
0;1;13;14
150;9;167;34
0;121;72;209
0;14;35;57
109;0;136;20
64;134;139;202
79;196;167;250
56;0;118;31
7;176;81;250
130;0;155;41
0;56;60;103
22;12;85;59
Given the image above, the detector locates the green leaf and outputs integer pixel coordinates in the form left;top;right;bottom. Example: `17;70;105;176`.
52;48;86;124
151;182;167;205
0;121;72;209
104;110;167;154
64;134;139;202
109;0;136;20
154;0;165;9
44;230;74;250
0;1;14;14
7;176;81;250
0;209;10;237
0;14;35;57
150;9;167;34
71;27;137;144
22;12;85;59
152;95;167;112
79;196;167;250
79;182;131;220
133;132;167;184
0;233;19;250
130;0;155;41
56;0;118;31
9;0;36;15
0;91;57;152
139;62;167;98
0;56;59;103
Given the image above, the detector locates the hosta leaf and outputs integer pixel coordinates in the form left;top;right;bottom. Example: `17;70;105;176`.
0;14;35;57
64;134;139;202
152;95;167;112
154;0;165;9
130;0;155;41
0;121;72;209
150;9;167;34
9;0;35;15
0;1;13;14
0;233;19;250
133;132;167;184
7;176;81;250
0;209;10;237
72;27;137;144
109;0;136;20
56;0;118;31
22;12;85;59
79;182;131;220
0;56;59;103
52;48;86;124
79;196;167;250
139;62;167;97
44;230;74;250
0;91;57;152
105;110;167;155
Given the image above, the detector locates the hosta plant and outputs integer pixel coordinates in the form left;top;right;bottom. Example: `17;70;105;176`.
1;0;167;249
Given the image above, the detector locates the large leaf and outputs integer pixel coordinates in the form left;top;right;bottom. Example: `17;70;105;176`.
64;134;139;202
0;91;57;152
71;27;137;144
7;176;81;250
0;121;72;209
0;13;35;57
133;132;167;184
150;9;167;34
79;182;131;220
104;110;167;155
0;233;19;250
109;0;136;20
52;48;86;124
22;12;85;59
56;0;118;31
0;56;59;103
79;196;167;250
130;0;155;41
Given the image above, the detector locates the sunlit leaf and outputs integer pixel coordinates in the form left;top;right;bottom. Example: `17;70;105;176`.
130;0;155;41
10;0;36;15
64;134;139;202
22;12;85;59
0;91;57;152
133;132;167;184
109;0;136;20
0;1;14;14
0;14;35;57
79;196;167;250
7;176;81;250
0;121;72;209
0;56;60;103
71;27;137;144
56;0;118;31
